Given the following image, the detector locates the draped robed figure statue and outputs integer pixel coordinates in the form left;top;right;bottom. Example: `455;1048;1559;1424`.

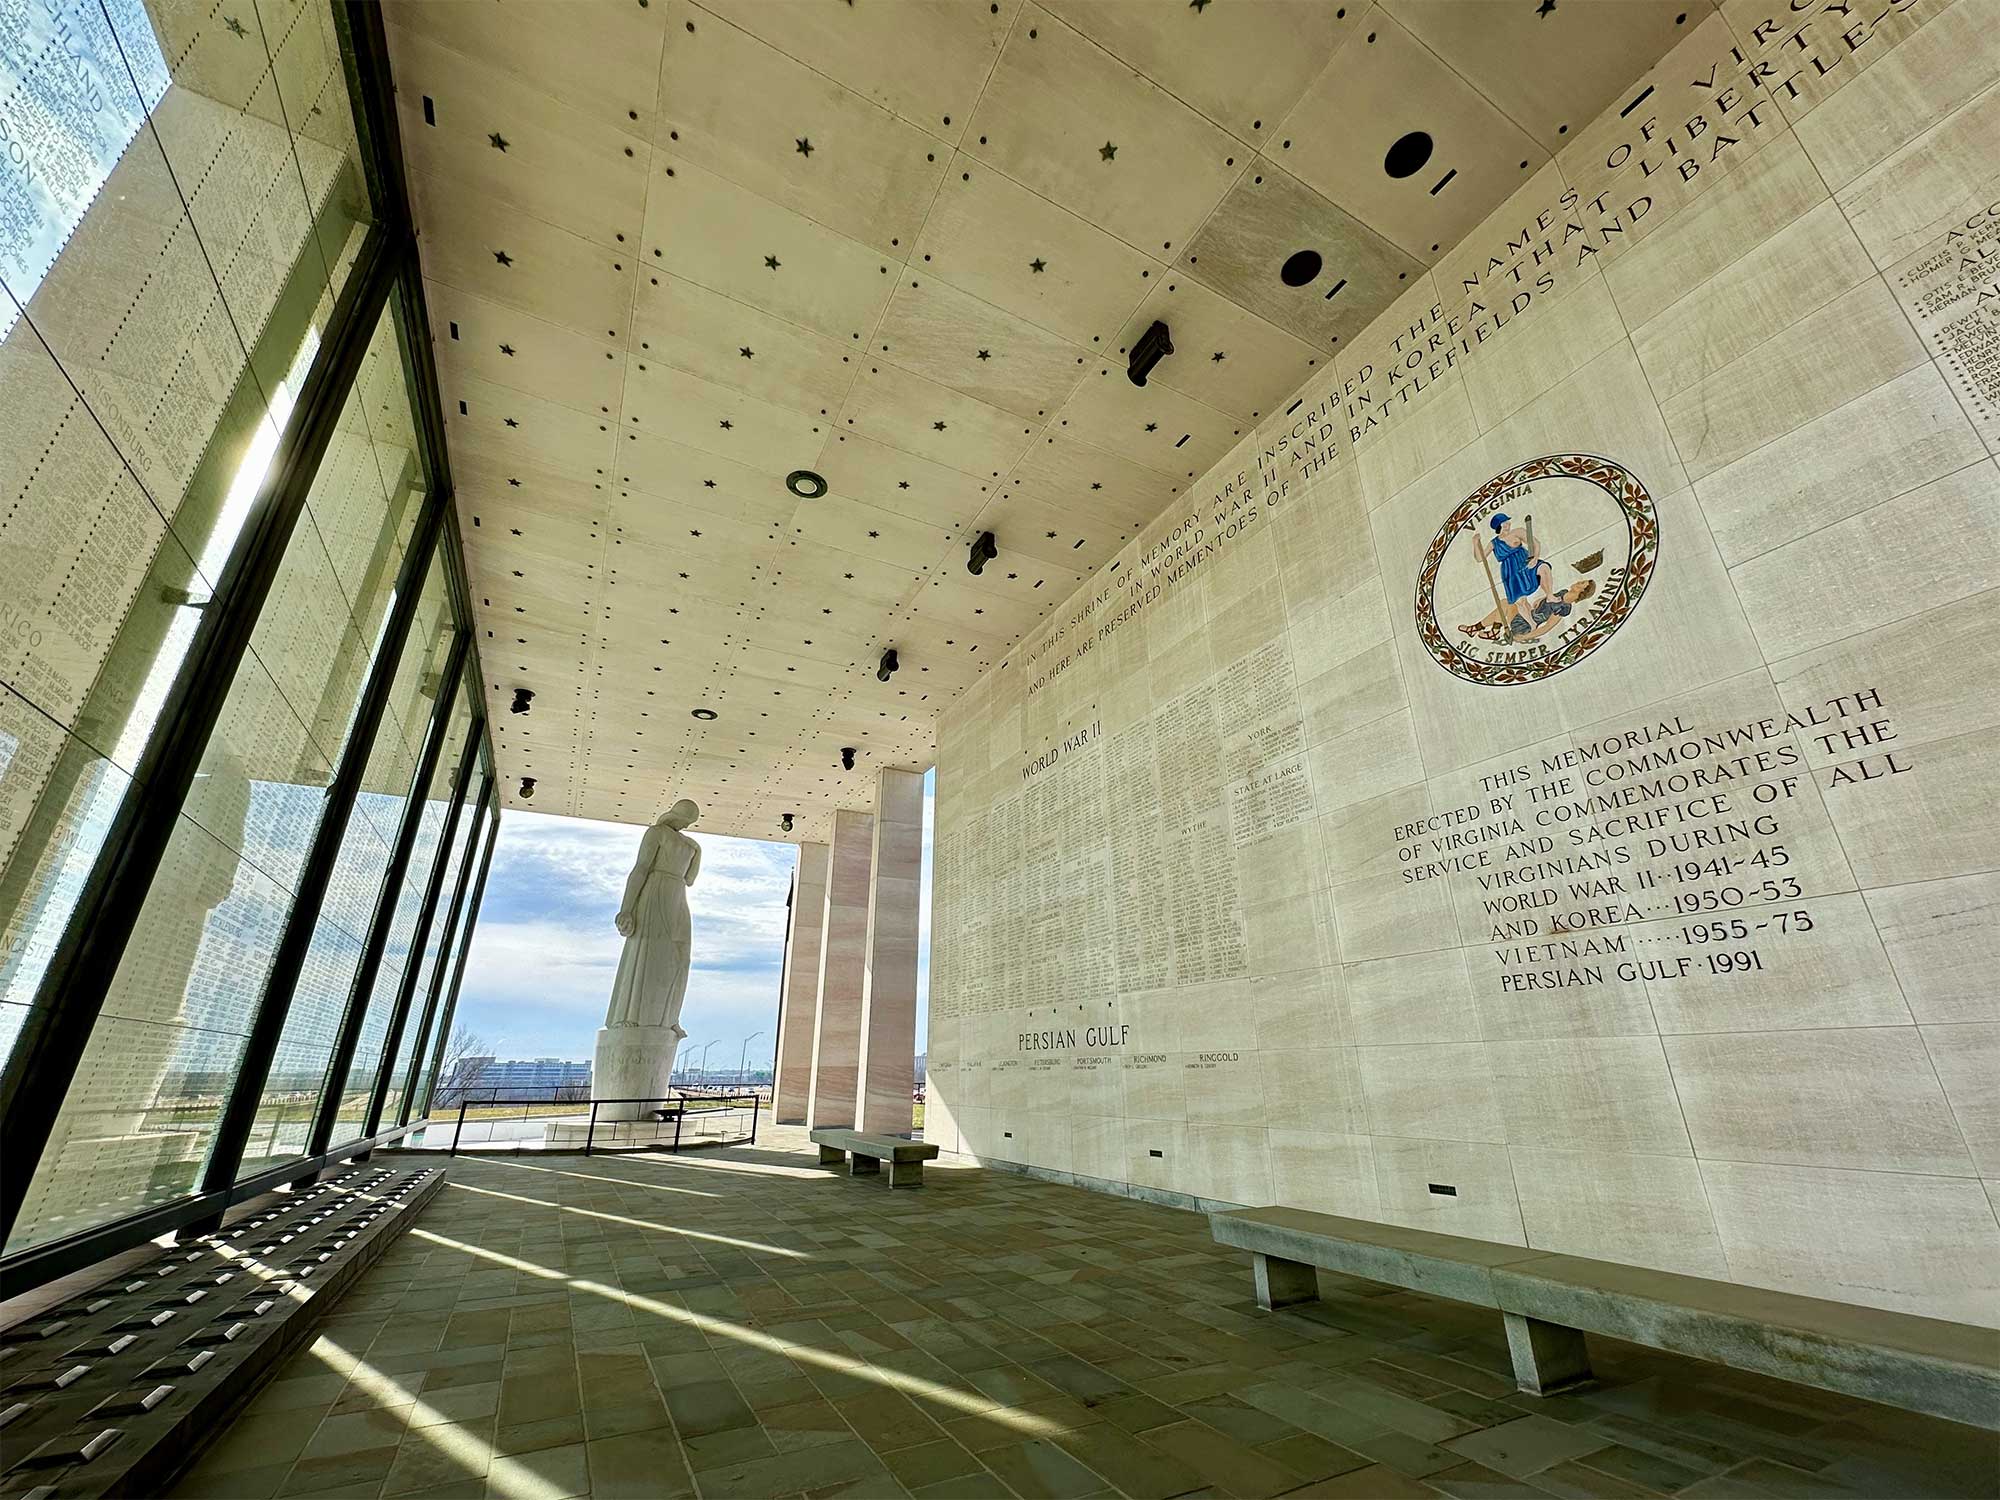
594;798;701;1120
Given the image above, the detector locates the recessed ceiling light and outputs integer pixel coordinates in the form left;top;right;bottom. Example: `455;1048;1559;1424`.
785;469;828;499
691;708;718;720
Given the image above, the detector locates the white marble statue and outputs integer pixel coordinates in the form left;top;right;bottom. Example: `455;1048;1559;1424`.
593;798;701;1119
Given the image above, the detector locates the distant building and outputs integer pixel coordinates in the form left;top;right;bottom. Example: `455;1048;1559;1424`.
456;1057;590;1100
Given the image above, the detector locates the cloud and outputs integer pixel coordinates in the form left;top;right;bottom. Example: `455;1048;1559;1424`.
456;812;796;1064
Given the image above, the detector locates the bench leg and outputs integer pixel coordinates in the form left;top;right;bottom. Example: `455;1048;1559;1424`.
1252;1252;1320;1310
1504;1311;1594;1395
818;1145;846;1167
850;1154;881;1176
887;1160;924;1188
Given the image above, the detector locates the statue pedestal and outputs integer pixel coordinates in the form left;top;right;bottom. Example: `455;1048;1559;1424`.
594;1023;684;1121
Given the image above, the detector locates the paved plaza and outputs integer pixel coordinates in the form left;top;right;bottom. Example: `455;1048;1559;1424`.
173;1129;1993;1499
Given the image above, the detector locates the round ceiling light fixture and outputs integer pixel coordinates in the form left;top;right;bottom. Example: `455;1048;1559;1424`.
1280;249;1323;287
691;707;718;720
1384;130;1434;179
785;468;828;499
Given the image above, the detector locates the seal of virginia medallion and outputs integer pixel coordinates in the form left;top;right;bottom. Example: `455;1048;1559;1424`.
1415;453;1658;687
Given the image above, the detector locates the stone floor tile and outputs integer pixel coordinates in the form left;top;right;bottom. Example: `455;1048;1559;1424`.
1255;1431;1374;1485
1283;1462;1443;1498
493;1414;587;1455
1345;1430;1465;1479
909;1472;1014;1499
380;1431;489;1498
409;1383;502;1428
878;1436;987;1489
684;1423;780;1470
1055;1419;1209;1496
488;1441;589;1500
1530;1458;1669;1499
1567;1442;1705;1493
663;1377;758;1438
1428;1460;1559;1498
1445;1416;1610;1478
306;1409;416;1461
1181;1393;1306;1447
280;1445;399;1496
583;1429;698;1499
980;1436;1110;1499
694;1437;891;1498
835;1389;950;1453
1142;1418;1315;1498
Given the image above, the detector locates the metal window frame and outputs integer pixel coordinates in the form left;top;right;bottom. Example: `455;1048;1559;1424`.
361;710;483;1138
418;805;500;1119
307;627;468;1157
396;772;492;1127
192;478;447;1206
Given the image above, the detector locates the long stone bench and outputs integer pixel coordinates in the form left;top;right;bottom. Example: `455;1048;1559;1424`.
809;1128;939;1188
1211;1205;2000;1431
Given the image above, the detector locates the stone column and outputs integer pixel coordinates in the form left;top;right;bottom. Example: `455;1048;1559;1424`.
771;842;829;1124
806;809;873;1128
855;768;923;1135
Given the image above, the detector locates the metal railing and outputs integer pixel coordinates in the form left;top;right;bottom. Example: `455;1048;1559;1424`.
411;1090;761;1156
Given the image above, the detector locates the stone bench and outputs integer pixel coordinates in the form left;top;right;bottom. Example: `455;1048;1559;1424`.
809;1128;939;1188
1211;1205;1999;1431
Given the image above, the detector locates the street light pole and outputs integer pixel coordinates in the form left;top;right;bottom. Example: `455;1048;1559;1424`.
698;1038;720;1088
737;1030;764;1089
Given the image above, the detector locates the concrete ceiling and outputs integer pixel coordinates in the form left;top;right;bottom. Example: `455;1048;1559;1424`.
387;0;1704;841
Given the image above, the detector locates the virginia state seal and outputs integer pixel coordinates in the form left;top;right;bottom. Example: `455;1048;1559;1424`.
1414;454;1658;687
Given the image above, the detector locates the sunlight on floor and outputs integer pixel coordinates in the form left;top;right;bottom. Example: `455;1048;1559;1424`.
494;1159;723;1197
310;1335;576;1500
410;1226;1063;1437
444;1180;807;1258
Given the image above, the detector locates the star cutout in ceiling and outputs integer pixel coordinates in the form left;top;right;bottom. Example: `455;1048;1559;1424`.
1144;422;1158;432
868;530;880;539
976;349;991;361
1189;0;1210;11
1537;0;1557;14
740;346;754;359
703;478;716;487
1029;257;1047;273
764;254;781;270
897;480;910;489
489;132;509;152
499;343;515;356
678;573;689;580
503;417;519;428
223;14;246;36
690;530;702;537
507;477;521;486
1211;350;1227;362
1100;141;1117;162
1047;530;1058;539
719;420;733;430
796;137;814;157
933;421;947;431
493;250;513;266
1091;482;1103;490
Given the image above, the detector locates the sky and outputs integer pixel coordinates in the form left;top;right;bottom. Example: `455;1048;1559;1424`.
454;771;933;1074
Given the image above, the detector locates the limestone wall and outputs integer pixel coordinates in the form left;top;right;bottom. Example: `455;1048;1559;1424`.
927;0;2000;1326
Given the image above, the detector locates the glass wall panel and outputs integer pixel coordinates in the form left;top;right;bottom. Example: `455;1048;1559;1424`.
0;0;373;1096
1;294;425;1252
320;564;458;1152
411;803;494;1119
378;746;482;1126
